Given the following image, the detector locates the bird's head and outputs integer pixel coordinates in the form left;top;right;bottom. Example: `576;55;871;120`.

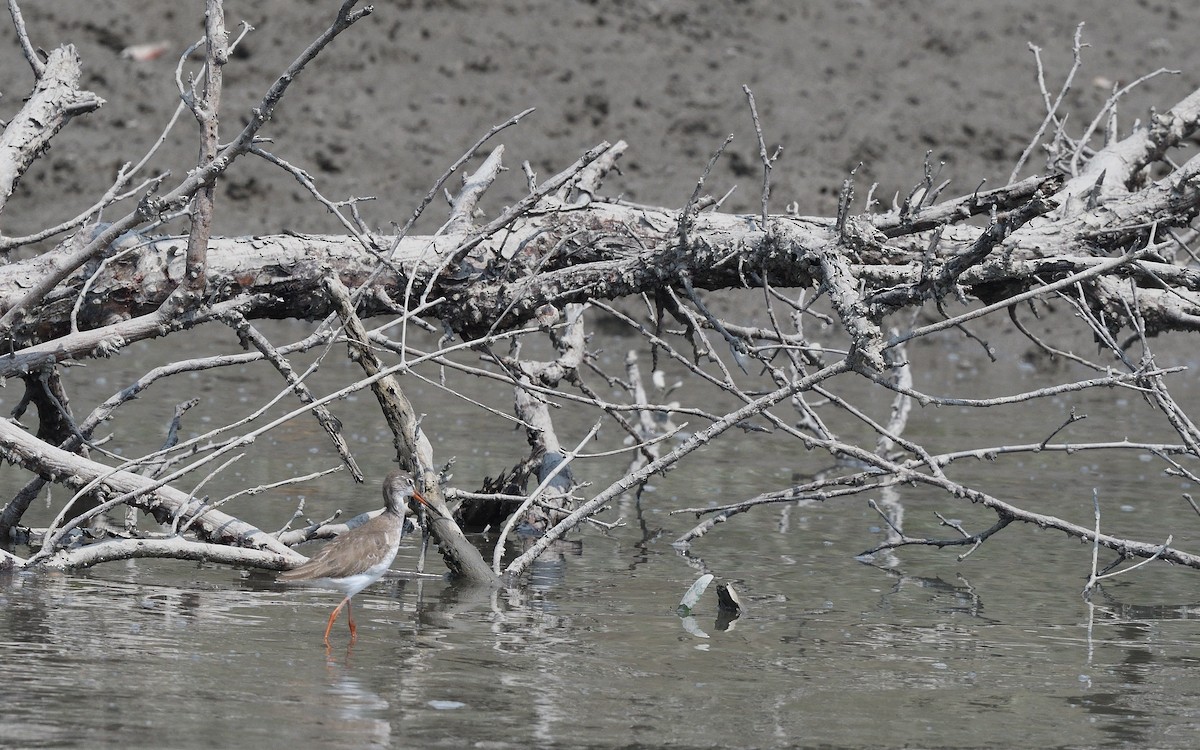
383;470;434;517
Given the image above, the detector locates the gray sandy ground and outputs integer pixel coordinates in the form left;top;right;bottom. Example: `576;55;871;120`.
0;2;1195;240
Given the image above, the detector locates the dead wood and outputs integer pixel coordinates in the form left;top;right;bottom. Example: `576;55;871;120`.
2;2;1200;594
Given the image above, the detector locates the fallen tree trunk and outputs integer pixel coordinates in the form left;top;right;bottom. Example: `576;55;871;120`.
2;157;1196;378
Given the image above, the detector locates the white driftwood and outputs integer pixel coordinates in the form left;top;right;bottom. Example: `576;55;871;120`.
0;418;300;559
0;45;103;216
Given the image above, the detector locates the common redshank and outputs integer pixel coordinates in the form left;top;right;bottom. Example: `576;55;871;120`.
279;470;429;646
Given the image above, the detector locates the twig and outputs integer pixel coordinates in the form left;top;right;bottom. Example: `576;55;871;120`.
742;85;779;228
182;466;343;537
444;145;506;234
1039;407;1085;449
224;311;364;482
1083;487;1172;596
1010;24;1085;183
677;134;734;247
7;0;43;77
1070;67;1180;178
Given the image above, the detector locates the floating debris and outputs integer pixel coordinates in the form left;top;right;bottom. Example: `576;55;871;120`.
677;573;713;614
716;583;742;615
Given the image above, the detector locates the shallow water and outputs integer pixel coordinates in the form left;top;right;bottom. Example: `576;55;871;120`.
3;321;1200;749
3;527;1199;749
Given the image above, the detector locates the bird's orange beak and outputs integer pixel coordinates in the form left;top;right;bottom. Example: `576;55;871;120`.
412;487;429;507
412;484;441;513
409;486;444;519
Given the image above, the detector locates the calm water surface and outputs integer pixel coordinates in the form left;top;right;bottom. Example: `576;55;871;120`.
3;323;1200;748
3;531;1199;749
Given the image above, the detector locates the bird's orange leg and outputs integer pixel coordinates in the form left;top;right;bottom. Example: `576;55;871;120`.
323;597;350;647
347;598;357;642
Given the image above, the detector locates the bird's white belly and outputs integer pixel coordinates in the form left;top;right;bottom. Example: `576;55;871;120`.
314;547;398;598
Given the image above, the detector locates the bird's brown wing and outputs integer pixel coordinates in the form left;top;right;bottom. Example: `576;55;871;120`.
278;520;401;581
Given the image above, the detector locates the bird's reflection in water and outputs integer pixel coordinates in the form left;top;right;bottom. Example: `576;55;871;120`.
322;658;393;746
